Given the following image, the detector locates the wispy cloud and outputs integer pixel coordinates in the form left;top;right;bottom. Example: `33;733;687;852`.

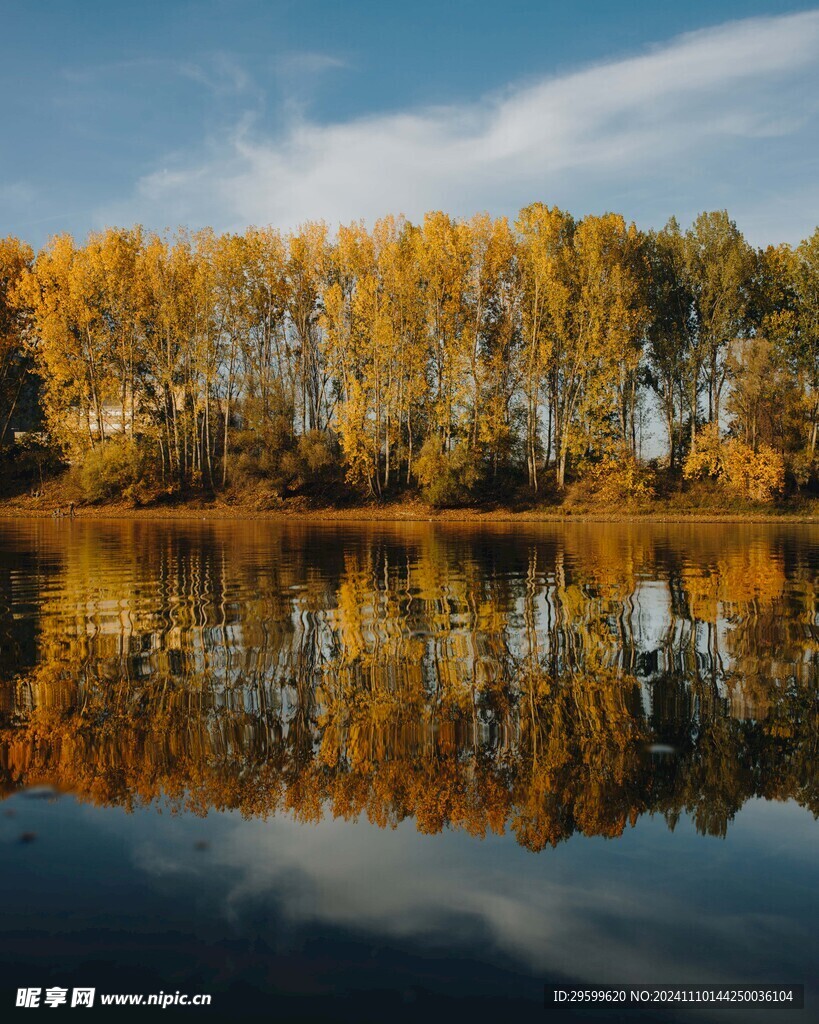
62;52;253;97
100;10;819;242
273;51;348;78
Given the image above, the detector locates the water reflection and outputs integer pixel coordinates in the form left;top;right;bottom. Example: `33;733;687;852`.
0;521;816;848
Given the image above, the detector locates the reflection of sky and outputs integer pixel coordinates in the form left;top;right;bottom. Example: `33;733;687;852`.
0;793;815;1022
1;522;817;1018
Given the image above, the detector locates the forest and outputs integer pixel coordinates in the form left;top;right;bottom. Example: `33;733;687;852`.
1;206;818;510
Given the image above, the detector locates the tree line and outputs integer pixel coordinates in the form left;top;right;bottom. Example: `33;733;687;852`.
1;207;818;504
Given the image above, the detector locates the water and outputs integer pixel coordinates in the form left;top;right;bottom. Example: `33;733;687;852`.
0;520;816;1021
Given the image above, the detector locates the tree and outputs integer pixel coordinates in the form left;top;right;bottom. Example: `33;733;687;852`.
791;230;819;455
572;213;648;460
4;208;818;505
241;227;291;432
418;211;471;453
84;227;147;440
476;218;521;479
287;222;330;433
645;219;694;470
463;214;515;453
377;217;426;485
21;235;111;455
726;337;788;451
684;211;755;429
516;204;574;491
0;236;34;446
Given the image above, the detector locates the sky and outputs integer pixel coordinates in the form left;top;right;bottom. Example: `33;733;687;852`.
2;0;819;248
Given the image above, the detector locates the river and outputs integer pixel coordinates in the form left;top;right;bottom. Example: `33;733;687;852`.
0;520;816;1021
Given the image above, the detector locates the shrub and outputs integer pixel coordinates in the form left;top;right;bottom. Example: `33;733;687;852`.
79;436;156;503
722;440;784;503
414;438;483;508
233;431;285;486
587;452;655;503
229;413;296;494
682;423;723;481
297;430;337;482
0;433;64;497
683;424;784;503
788;448;817;489
229;425;339;496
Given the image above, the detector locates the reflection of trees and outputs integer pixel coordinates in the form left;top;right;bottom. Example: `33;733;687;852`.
0;522;816;850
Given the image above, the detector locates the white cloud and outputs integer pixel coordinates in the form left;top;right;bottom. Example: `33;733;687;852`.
273;51;348;78
120;796;816;1018
100;10;819;243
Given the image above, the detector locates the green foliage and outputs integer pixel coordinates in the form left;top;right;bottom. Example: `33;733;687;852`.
229;424;339;496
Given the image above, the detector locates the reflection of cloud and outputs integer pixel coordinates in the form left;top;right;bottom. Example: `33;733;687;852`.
125;797;815;1012
99;11;819;242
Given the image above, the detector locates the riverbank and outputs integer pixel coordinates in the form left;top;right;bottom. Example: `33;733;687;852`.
2;492;819;523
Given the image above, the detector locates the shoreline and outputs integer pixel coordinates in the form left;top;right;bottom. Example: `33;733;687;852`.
1;499;818;525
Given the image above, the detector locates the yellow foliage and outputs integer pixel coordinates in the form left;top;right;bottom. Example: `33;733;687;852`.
3;210;815;503
722;439;784;503
684;424;783;503
682;422;723;480
588;452;655;503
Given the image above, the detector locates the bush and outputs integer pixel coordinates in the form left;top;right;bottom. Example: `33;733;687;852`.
229;425;339;496
788;448;817;489
414;438;483;508
78;436;156;503
233;435;285;488
230;412;296;494
0;434;64;497
683;425;784;503
682;423;723;481
722;440;784;503
587;452;655;503
297;429;337;482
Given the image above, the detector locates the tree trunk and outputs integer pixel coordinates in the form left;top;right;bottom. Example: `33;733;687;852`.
557;442;568;491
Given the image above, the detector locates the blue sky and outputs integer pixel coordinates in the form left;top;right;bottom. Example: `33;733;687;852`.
2;0;819;247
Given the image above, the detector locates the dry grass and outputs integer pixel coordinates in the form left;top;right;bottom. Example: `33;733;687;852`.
2;469;819;524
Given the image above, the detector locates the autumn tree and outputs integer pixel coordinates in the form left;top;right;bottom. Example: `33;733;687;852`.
5;207;819;505
0;236;34;446
684;211;755;429
418;211;471;453
572;213;648;460
790;229;819;456
21;235;111;455
287;222;331;433
516;203;574;491
645;219;695;470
